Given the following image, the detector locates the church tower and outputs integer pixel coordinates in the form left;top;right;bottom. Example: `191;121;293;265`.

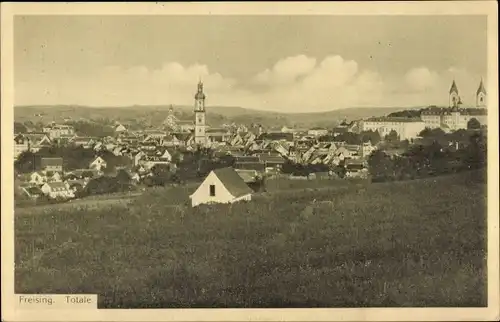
194;80;207;145
476;78;487;108
449;80;460;108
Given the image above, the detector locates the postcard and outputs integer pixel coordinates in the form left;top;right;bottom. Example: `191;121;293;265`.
1;1;499;321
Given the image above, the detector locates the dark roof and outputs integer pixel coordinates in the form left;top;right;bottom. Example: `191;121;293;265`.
449;80;458;94
45;182;68;190
213;167;253;198
364;117;423;123
41;157;63;167
173;133;192;141
421;106;487;116
258;132;294;142
177;120;194;125
477;79;486;95
332;127;348;133
259;154;285;163
207;127;229;134
235;156;260;163
234;161;266;172
25;187;43;195
235;169;259;183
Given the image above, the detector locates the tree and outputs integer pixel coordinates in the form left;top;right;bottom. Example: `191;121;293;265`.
418;128;432;137
14;122;28;134
467;118;481;130
102;163;116;175
14;151;39;173
367;150;395;181
115;169;132;185
334;132;362;145
384;130;400;143
150;164;172;186
419;127;446;139
388;110;421;118
81;170;95;178
462;132;487;169
84;176;120;195
360;130;381;145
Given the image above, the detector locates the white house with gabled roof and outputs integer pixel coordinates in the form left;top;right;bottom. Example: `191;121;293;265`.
189;167;253;207
89;156;107;171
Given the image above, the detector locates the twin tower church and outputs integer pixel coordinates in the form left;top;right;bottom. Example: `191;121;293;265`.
449;78;487;108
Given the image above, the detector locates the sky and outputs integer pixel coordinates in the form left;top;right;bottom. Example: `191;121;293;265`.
14;15;487;112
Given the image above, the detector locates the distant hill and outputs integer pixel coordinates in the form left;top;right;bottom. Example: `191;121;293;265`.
14;105;420;129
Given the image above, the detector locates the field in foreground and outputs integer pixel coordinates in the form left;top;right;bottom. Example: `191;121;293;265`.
15;171;487;308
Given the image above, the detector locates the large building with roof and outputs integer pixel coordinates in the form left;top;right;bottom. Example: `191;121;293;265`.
420;79;488;130
360;117;426;140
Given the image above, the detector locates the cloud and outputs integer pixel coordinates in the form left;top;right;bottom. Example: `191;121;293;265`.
404;67;440;92
254;55;317;86
15;55;485;112
247;55;383;111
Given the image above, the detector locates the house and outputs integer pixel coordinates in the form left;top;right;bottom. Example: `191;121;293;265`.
259;154;286;171
67;168;100;180
133;151;146;166
22;186;44;199
72;136;97;148
89;156;107;171
189;167;253;207
360;117;426;140
40;182;74;199
48;171;63;182
41;157;63;173
143;130;167;140
115;123;127;133
14;134;30;159
207;127;232;143
24;133;52;152
43;123;75;139
307;127;329;136
344;159;369;178
258;132;294;143
162;134;183;147
140;149;172;169
29;172;46;185
66;180;86;194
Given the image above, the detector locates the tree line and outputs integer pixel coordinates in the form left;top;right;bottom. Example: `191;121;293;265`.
368;130;487;182
15;146;131;174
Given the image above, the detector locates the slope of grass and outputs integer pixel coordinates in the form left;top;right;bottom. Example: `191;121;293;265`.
14;170;487;308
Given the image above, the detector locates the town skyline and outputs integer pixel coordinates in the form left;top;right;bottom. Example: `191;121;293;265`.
15;15;487;112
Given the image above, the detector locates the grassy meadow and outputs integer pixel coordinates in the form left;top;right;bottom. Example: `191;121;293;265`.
15;170;487;308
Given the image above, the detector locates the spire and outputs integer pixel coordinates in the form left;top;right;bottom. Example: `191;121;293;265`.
449;80;459;94
195;79;206;100
476;78;486;95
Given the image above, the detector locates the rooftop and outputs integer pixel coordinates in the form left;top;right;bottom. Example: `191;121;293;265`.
212;167;253;198
364;117;424;123
41;157;63;167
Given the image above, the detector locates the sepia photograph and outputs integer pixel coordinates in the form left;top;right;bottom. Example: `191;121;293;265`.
1;2;499;321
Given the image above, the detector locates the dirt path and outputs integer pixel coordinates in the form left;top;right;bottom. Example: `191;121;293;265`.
15;194;141;215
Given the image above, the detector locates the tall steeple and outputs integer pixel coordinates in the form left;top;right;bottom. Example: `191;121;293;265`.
449;79;460;108
476;78;487;108
194;80;207;145
449;80;458;94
